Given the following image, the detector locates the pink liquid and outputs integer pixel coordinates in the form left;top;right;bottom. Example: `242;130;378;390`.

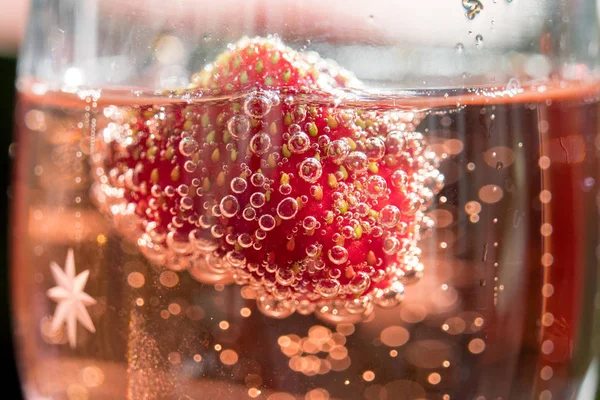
12;81;600;399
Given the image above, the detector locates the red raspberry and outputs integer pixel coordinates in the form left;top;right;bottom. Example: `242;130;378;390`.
93;37;443;321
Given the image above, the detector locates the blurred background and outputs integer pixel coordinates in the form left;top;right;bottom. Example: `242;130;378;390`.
2;1;600;399
1;0;27;397
1;55;21;398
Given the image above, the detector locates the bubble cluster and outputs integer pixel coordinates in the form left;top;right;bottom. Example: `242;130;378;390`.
92;42;442;321
278;325;353;376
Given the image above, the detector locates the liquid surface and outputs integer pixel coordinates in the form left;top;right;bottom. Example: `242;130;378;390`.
12;82;600;400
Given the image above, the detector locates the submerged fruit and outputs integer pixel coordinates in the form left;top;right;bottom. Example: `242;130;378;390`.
93;36;443;320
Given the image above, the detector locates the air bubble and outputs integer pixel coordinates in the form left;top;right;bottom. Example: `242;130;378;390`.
211;224;224;238
219;195;239;218
345;152;368;173
299;158;323;183
364;137;386;161
256;295;295;319
340;225;353;239
179;137;198;156
279;184;292;195
230;177;247;193
275;268;295;286
383;236;400;255
374;282;405;308
288;132;311;154
258;214;276;231
177;184;189;196
255;229;267;240
507;78;521;91
250;172;265;187
349;272;371;294
244;93;272;118
250;192;266;208
189;229;218;252
237;233;253;248
356;202;371;216
326;140;351;164
166;232;191;255
249;133;271;155
391;170;408;188
366;175;387;198
316;278;341;298
277;197;299;220
328;246;349;265
165;186;175;197
385;131;405;155
242;207;256;221
227;115;251;140
303;216;317;230
180;197;193;210
288;124;302;134
184;160;197;173
306;244;319;257
292;107;307;123
378;205;401;228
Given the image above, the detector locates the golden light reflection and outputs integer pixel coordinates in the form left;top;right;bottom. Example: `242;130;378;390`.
220;349;239;365
380;326;410;347
405;340;452;368
428;372;441;385
483;146;515;169
468;339;486;354
305;388;330;400
267;393;295;400
82;366;105;388
66;383;88;400
478;184;504;204
159;271;179;287
362;370;375;382
240;307;252;317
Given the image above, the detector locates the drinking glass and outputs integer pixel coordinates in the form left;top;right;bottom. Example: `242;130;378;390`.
12;0;600;399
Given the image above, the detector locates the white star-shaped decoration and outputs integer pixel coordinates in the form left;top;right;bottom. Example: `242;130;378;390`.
46;248;97;348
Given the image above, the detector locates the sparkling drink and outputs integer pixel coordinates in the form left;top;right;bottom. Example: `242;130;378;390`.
12;73;600;399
